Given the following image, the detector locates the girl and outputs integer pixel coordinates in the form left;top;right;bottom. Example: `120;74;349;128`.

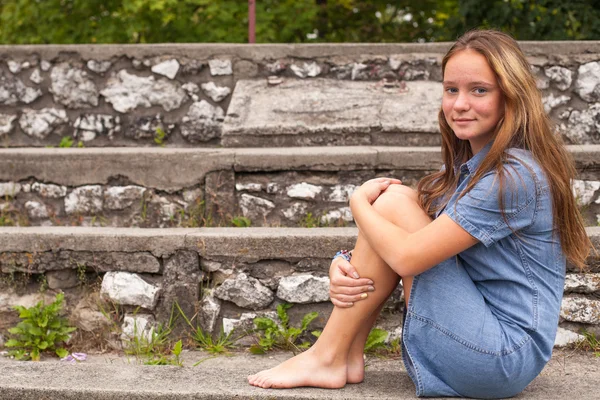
248;29;592;398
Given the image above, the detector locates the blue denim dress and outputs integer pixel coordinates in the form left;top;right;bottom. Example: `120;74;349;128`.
402;142;566;398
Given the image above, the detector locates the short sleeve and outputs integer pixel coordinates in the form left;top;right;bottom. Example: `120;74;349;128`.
443;160;538;247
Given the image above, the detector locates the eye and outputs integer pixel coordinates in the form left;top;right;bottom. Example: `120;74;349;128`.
445;87;458;94
473;87;488;95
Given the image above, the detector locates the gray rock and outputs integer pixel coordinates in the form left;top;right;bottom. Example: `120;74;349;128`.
156;251;203;330
7;60;22;74
64;185;103;215
71;293;112;332
0;114;16;136
87;60;112;74
0;290;56;313
182;188;202;204
286;182;322;200
564;273;600;294
560;295;600;324
0;182;22;197
40;60;51;72
214;273;274;310
46;269;79;289
74;114;121;141
277;274;330;303
104;186;146;210
199;290;222;334
200;259;224;273
0;72;42;105
554;327;585;347
208;59;233;76
266;60;287;74
24;201;49;220
543;93;570;113
101;271;160;309
100;70;187;113
282;202;307;221
561;103;600;144
328;184;358;202
128;114;174;141
239;194;275;220
31;182;67;198
180;59;205;75
151;59;180;79
545;66;572;91
572;180;600;206
29;68;43;84
351;63;368;80
182;82;200;96
321;207;353;224
180;100;224;142
19;108;68;139
201;81;231;102
235;183;262;192
266;183;279;194
223;310;278;336
290;62;321;79
121;314;155;342
575;62;600;102
50;63;99;108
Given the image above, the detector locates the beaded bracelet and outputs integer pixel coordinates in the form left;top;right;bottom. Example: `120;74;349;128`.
333;249;352;262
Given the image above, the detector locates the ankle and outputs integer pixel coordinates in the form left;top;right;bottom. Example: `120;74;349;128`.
308;344;347;366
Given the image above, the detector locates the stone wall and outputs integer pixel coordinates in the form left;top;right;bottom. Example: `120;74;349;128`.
0;42;599;147
1;228;599;349
0;147;598;228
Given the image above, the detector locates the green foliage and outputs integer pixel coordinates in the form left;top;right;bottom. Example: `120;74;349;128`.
5;292;77;361
576;330;600;357
364;328;389;353
123;318;173;361
230;216;251;227
2;0;597;44
154;127;166;146
143;339;183;366
191;327;236;354
250;303;319;354
298;212;321;228
58;136;74;148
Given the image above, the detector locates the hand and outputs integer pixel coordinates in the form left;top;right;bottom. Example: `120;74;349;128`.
351;177;402;205
329;256;375;308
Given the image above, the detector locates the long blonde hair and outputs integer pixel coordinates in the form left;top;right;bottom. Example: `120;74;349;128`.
417;29;592;269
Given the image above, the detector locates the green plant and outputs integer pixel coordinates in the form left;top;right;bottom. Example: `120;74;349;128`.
5;292;76;361
576;330;600;357
144;340;183;366
364;328;389;353
230;216;251;227
298;212;321;228
37;274;48;292
123;317;173;360
154;127;166;146
250;303;318;354
58;136;74;148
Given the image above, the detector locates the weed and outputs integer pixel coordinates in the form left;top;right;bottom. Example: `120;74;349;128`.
298;212;321;228
230;216;251;227
576;330;600;357
123;314;174;360
144;340;183;366
5;292;76;361
58;136;74;148
76;263;87;286
154;127;167;146
174;302;237;354
250;303;318;354
364;328;390;353
37;274;48;292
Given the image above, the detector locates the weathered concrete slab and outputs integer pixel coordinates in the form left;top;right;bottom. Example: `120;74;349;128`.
0;349;598;400
0;226;598;268
222;79;442;146
1;146;597;187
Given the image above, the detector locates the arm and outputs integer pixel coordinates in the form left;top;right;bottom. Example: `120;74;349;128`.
350;186;479;277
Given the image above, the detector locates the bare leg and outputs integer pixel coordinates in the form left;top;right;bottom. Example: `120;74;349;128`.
248;188;431;389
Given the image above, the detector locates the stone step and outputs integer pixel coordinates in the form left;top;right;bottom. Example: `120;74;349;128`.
0;226;599;345
0;349;598;400
1;146;599;228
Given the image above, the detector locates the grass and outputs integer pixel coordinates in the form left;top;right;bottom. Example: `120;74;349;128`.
575;330;600;357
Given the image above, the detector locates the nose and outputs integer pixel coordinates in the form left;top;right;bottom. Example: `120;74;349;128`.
453;92;470;112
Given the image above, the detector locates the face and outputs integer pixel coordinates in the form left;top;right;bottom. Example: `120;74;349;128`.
442;49;505;154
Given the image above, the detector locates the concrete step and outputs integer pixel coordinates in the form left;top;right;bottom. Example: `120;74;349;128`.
0;226;599;343
0;349;598;399
1;146;599;228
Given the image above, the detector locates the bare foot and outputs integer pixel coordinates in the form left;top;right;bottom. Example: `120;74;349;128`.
247;348;347;389
346;351;365;384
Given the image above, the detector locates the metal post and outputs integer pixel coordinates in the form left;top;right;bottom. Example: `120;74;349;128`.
248;0;256;43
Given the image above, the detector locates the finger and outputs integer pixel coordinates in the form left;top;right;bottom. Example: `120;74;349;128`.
332;273;373;287
337;260;362;280
331;285;375;296
332;293;370;303
331;299;354;308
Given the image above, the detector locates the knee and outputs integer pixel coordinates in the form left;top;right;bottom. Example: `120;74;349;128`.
372;190;418;219
383;184;418;201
